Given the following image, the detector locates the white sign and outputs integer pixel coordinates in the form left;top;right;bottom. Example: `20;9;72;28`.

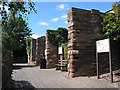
45;49;47;55
96;39;110;53
58;47;63;54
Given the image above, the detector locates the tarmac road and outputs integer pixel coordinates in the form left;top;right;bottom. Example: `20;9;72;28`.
12;64;118;89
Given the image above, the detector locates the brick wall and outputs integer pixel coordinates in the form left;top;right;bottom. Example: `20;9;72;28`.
45;30;58;68
67;7;120;77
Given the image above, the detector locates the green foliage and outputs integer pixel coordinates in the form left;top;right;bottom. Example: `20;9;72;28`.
101;1;120;41
47;27;68;46
60;42;68;60
2;49;13;88
1;1;37;24
1;1;37;89
2;13;32;51
40;36;46;39
26;37;32;60
60;42;68;47
1;1;37;51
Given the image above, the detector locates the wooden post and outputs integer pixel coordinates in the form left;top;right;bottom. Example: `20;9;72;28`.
109;39;113;83
96;52;99;79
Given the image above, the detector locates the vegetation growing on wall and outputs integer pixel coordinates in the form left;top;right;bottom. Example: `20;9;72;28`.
26;37;32;61
40;36;46;39
60;42;68;60
101;1;120;41
47;28;68;46
47;28;68;63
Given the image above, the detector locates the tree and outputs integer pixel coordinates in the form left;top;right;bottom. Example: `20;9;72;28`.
26;37;32;63
1;1;37;88
101;1;120;41
2;13;32;51
1;1;37;24
1;1;37;51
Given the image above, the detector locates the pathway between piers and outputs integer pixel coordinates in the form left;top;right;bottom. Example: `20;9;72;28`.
12;64;118;89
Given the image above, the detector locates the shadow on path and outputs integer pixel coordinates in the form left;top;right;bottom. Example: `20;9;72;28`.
12;64;38;70
13;80;37;90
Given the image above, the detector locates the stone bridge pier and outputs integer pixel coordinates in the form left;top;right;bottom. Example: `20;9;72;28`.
45;30;58;68
67;7;103;77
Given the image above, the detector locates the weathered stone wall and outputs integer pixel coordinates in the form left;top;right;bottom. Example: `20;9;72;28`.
29;39;36;64
45;30;58;68
31;39;36;61
67;7;119;77
36;38;45;65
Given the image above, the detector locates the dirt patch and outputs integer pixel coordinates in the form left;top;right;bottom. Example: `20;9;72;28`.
91;70;120;88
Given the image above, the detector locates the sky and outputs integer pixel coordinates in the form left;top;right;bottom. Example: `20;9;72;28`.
0;2;114;39
28;2;114;39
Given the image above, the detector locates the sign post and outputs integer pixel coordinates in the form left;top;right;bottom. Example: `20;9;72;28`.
96;51;99;79
96;38;113;83
58;47;63;55
58;47;64;60
109;39;113;83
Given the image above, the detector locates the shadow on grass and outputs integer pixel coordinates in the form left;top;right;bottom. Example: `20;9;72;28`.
13;80;37;90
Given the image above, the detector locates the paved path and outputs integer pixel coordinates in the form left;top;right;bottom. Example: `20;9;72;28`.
12;64;117;89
